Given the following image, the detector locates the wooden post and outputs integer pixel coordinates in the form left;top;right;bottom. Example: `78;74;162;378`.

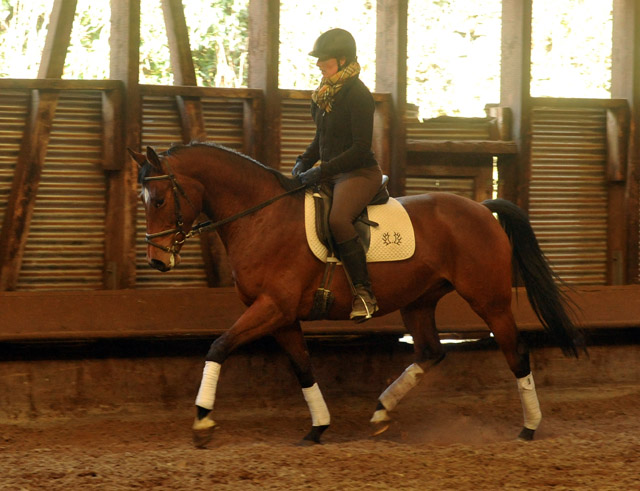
161;0;207;142
0;0;77;291
612;0;640;283
376;0;408;197
108;0;142;289
248;0;280;167
501;0;532;210
161;0;231;287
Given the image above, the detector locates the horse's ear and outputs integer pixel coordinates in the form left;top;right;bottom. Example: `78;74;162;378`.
146;146;163;171
127;148;147;167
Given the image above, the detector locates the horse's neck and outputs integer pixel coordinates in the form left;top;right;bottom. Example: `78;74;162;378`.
184;148;287;238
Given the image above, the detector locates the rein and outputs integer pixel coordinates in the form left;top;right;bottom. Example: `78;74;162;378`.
143;160;306;253
187;183;307;238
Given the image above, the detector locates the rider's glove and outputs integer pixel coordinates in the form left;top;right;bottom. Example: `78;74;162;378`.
298;166;323;185
292;158;310;177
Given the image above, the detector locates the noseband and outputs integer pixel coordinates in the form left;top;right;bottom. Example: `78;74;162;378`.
142;160;195;254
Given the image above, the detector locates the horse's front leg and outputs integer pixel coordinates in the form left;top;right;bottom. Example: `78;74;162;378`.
192;294;290;448
272;321;330;445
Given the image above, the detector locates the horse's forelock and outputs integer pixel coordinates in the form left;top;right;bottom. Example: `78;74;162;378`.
137;161;154;184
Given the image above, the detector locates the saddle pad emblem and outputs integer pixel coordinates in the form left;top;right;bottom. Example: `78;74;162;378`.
304;191;416;263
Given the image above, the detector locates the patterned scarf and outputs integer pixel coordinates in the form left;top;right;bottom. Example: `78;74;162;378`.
312;61;361;113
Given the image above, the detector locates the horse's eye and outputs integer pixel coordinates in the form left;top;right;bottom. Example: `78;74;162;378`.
155;199;165;208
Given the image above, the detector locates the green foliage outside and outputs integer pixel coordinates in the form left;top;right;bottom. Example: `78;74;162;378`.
0;0;613;119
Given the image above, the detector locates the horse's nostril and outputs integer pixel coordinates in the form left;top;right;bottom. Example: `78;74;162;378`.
150;259;169;272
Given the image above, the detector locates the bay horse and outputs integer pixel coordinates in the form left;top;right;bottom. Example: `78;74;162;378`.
129;142;581;448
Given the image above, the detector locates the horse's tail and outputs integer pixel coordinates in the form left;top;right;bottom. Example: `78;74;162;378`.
482;198;583;358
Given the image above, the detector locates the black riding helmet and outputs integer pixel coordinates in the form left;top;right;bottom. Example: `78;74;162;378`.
309;28;357;64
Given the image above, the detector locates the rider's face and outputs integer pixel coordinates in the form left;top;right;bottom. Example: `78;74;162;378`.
316;56;344;78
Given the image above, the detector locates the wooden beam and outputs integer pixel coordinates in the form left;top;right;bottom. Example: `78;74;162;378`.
0;91;59;290
406;139;517;155
243;97;264;158
161;0;227;287
376;0;408;197
612;0;640;283
1;285;639;342
161;0;207;143
0;0;77;291
501;0;532;210
38;0;77;79
248;0;280;167
605;105;630;283
161;0;197;86
373;95;393;177
0;79;123;90
108;0;142;288
161;0;207;141
140;84;264;99
101;87;126;171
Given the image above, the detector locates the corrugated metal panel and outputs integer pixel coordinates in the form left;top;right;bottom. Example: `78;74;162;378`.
137;95;208;288
17;91;106;291
280;98;316;175
201;96;244;150
405;176;475;199
528;105;608;285
405;117;492;140
0;90;28;224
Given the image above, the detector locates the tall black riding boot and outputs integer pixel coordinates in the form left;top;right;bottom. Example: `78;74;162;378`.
336;236;379;322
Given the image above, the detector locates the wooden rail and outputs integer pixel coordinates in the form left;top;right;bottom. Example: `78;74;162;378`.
1;285;639;342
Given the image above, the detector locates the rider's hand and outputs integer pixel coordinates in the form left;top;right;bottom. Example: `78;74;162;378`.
292;159;310;177
298;166;323;185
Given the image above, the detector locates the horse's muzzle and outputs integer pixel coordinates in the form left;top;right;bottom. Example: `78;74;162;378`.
149;253;180;272
150;258;170;272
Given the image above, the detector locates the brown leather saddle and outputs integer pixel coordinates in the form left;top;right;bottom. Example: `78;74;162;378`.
312;175;390;256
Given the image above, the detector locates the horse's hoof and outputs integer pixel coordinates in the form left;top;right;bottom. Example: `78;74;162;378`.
517;427;535;441
192;416;217;448
297;437;321;447
370;421;391;437
370;408;391;436
299;425;329;446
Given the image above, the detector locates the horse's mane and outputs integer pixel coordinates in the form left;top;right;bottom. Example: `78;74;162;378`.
162;141;302;192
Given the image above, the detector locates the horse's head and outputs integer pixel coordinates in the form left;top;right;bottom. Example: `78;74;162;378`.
129;146;204;272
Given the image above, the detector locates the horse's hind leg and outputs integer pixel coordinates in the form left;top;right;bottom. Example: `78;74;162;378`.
371;297;445;435
471;302;541;441
272;321;330;445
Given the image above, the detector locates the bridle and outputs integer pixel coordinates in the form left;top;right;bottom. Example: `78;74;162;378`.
142;159;196;254
142;158;307;254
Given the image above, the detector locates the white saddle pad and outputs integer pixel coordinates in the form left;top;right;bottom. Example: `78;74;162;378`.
304;190;415;263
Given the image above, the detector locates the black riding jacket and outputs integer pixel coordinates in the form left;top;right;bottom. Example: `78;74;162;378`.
297;76;378;176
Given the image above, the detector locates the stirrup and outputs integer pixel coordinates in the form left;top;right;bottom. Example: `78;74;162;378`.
350;286;379;323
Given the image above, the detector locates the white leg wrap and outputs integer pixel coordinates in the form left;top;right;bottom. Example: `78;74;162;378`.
517;373;542;430
195;361;221;410
302;383;330;426
379;363;425;412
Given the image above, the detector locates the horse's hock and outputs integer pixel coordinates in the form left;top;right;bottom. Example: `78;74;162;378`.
1;333;638;420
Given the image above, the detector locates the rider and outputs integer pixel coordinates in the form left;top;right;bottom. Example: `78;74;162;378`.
293;28;383;322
